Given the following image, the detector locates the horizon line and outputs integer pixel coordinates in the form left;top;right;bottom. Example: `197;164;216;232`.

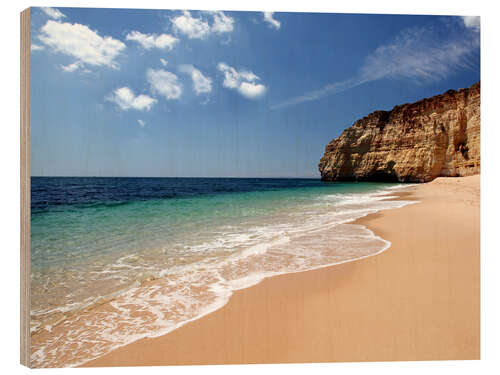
31;175;322;179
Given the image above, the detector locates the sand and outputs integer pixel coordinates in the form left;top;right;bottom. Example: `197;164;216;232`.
83;175;480;367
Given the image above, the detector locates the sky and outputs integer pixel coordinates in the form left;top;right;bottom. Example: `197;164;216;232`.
30;7;480;177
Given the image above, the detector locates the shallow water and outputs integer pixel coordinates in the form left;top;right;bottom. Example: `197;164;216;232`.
30;177;415;367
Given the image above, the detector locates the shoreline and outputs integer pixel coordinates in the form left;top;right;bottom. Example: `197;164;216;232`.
31;183;414;368
83;175;479;367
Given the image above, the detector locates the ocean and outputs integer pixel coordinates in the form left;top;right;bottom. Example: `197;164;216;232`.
30;177;414;367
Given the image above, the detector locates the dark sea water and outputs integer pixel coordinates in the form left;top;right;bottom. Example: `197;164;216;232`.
30;177;414;367
32;177;340;213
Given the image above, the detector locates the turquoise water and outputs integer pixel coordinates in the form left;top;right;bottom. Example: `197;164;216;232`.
30;177;414;367
32;179;393;269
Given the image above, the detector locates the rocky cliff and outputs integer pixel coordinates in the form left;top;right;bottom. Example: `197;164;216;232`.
318;82;480;182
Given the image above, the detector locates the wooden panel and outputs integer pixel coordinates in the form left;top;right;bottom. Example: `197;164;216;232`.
20;7;31;368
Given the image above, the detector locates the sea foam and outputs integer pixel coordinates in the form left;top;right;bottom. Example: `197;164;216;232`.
30;183;416;368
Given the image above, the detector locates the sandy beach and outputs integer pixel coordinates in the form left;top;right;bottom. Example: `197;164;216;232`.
83;175;480;367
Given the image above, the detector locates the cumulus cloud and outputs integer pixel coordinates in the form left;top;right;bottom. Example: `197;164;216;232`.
238;81;268;99
137;119;146;127
171;10;234;39
39;20;126;69
178;64;212;95
126;31;178;50
209;11;234;34
31;44;44;51
462;16;480;31
272;22;480;110
41;7;66;20
217;63;267;99
107;87;157;111
263;12;281;30
172;11;211;39
147;68;183;100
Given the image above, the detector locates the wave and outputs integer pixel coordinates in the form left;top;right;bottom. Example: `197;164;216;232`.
30;184;417;368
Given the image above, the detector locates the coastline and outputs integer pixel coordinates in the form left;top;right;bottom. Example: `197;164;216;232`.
82;175;480;367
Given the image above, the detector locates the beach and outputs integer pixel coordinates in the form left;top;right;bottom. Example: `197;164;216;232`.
83;175;480;366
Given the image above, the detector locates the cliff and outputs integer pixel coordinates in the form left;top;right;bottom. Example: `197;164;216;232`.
318;82;480;182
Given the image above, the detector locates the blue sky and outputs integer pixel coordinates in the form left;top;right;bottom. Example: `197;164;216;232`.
30;7;480;177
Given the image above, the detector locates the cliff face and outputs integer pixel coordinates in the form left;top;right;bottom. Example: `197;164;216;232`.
318;82;480;182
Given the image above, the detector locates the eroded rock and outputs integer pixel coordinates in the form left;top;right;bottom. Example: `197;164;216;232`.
318;82;480;182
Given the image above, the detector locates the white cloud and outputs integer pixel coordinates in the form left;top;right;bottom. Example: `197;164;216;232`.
60;61;92;74
217;63;257;88
61;61;83;72
263;12;280;30
126;31;178;50
31;44;44;51
107;87;157;111
41;7;66;20
147;68;183;100
171;10;234;39
172;11;211;39
138;119;146;127
178;64;212;95
272;23;479;110
218;63;239;89
217;63;267;99
160;58;167;66
359;27;478;83
238;82;267;99
210;11;234;34
39;20;126;69
462;16;480;31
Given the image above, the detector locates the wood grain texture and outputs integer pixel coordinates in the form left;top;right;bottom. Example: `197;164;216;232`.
20;7;31;368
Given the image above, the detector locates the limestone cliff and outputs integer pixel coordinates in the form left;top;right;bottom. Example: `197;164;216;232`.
318;82;480;182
